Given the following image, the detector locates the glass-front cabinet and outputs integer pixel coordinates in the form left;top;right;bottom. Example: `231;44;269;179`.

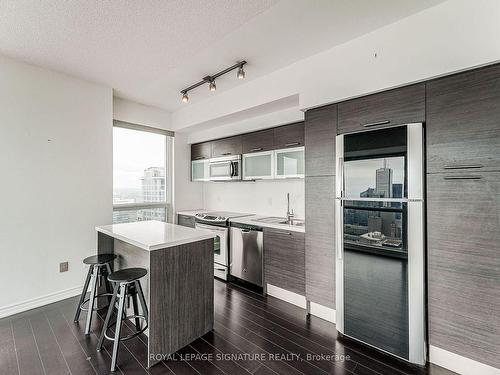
193;146;305;181
191;159;209;181
242;151;274;180
275;147;305;178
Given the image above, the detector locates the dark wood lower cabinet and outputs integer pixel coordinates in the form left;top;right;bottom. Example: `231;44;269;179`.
263;228;305;295
177;214;195;228
305;176;335;308
427;172;500;368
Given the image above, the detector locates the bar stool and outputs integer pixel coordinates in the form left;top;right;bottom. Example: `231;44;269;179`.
97;267;149;372
73;254;116;334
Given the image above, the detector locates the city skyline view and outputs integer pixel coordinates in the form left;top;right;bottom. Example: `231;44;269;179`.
344;159;404;250
113;126;166;203
113;127;167;223
344;156;404;198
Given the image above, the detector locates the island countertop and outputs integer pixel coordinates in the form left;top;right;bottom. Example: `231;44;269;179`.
96;220;215;251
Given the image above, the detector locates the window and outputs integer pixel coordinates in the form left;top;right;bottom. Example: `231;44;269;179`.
112;121;173;224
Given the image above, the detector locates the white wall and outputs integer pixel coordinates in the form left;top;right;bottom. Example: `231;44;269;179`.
172;0;500;131
0;56;113;316
174;133;204;213
202;179;304;218
113;97;172;131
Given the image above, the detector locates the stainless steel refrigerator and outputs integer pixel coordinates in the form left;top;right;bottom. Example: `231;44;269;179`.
335;123;426;365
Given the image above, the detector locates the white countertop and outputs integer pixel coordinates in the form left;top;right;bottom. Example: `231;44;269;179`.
96;220;215;251
229;215;305;233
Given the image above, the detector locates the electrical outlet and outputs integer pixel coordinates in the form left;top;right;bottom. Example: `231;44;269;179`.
59;261;69;273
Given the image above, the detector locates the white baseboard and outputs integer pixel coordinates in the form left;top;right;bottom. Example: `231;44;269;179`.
266;284;336;323
310;301;336;323
266;283;306;308
430;345;500;375
0;285;83;319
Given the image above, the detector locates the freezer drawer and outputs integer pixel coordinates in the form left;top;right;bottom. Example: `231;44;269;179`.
230;226;263;286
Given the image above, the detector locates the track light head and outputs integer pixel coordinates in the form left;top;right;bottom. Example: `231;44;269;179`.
237;65;245;79
209;80;216;92
181;91;189;103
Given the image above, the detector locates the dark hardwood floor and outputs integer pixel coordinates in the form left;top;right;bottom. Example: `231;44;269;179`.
0;279;456;375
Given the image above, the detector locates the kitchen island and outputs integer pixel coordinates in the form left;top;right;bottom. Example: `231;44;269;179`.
96;220;215;368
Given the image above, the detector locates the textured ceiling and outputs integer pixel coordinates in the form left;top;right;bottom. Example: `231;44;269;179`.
0;0;446;112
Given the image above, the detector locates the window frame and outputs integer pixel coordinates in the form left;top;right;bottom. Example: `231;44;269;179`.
112;120;174;223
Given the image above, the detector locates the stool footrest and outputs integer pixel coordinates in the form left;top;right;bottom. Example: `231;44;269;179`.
103;315;148;342
79;293;114;312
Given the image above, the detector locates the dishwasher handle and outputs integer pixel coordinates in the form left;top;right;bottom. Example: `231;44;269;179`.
229;222;263;231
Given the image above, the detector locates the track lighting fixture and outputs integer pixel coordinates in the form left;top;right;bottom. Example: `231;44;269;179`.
237;64;245;79
209;79;216;92
180;60;247;102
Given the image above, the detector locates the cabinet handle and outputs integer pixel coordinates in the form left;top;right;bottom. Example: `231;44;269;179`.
443;164;483;170
285;142;300;147
194;156;205;160
220;152;232;156
250;147;263;152
443;176;482;180
363;120;390;127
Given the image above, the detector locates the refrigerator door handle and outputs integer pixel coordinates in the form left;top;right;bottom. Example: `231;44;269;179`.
337;157;344;199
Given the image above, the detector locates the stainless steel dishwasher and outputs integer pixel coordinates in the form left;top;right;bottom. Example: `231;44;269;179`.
229;223;263;286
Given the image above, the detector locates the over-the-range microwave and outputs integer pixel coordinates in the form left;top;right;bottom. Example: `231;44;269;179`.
209;155;241;181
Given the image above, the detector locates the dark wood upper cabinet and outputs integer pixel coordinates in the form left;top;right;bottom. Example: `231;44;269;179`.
264;227;305;295
426;64;500;173
210;136;242;158
305;104;337;177
273;122;305;149
241;128;275;154
337;84;425;134
191;142;211;160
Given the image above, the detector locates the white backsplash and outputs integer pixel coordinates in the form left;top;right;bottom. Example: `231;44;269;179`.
202;179;305;218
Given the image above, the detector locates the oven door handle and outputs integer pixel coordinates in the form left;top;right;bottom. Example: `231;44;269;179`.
195;223;228;232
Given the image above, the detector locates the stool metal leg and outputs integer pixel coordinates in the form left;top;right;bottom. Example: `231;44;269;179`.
131;292;141;330
84;265;99;335
105;263;113;304
97;283;118;352
111;283;126;372
135;280;149;321
74;265;93;322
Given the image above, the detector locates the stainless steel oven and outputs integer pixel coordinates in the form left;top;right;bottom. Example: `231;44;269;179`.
194;211;253;280
194;222;229;279
209;155;241;181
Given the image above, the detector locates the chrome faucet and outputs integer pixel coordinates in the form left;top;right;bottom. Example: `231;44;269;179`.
286;193;294;224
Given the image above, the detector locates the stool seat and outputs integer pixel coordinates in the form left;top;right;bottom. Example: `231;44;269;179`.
83;254;116;265
108;268;147;283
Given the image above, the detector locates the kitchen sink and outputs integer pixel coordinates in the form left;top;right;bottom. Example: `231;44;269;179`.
279;220;304;227
254;217;305;227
